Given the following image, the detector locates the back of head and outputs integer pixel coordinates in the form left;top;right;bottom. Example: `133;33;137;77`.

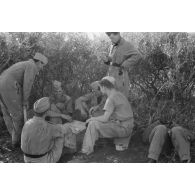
99;76;116;89
34;97;50;116
99;79;115;89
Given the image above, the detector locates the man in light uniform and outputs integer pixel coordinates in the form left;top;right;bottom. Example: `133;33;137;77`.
103;32;141;98
21;97;71;163
80;76;134;156
0;52;48;146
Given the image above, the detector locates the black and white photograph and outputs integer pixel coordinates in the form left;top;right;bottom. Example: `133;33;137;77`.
1;32;195;163
0;0;194;195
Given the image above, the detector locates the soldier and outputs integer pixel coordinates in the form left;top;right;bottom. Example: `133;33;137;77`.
0;52;48;147
143;109;194;163
21;97;69;163
75;81;106;121
80;76;134;157
103;32;141;98
48;80;73;124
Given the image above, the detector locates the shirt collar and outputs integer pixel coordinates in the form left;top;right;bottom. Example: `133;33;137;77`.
113;37;124;46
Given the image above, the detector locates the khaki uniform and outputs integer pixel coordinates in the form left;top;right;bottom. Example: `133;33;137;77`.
49;91;73;124
82;91;134;155
75;91;106;119
0;59;39;144
21;116;70;163
147;124;194;161
107;38;141;97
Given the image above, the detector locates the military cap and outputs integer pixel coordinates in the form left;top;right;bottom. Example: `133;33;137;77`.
34;97;50;113
34;52;48;65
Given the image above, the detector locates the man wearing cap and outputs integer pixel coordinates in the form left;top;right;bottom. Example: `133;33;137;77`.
21;97;69;163
80;76;134;156
49;80;73;124
103;32;141;98
0;52;48;146
75;81;106;121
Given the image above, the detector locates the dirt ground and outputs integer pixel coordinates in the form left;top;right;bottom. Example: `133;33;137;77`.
0;126;180;163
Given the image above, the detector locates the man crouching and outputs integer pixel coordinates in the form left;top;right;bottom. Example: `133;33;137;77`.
21;97;65;163
80;76;134;157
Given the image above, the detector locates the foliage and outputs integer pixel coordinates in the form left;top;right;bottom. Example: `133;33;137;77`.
0;32;195;130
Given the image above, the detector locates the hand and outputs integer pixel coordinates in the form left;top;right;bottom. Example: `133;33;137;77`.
89;106;99;115
100;53;110;64
23;102;29;110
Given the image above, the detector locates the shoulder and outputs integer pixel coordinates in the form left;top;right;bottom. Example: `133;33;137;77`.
123;40;135;50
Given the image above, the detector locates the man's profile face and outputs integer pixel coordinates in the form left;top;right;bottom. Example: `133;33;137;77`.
100;86;106;94
108;33;121;44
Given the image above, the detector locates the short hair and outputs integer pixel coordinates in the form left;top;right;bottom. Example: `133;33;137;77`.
33;59;39;63
106;32;120;36
99;79;115;89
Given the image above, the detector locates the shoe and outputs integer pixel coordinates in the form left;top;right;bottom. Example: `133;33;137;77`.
148;158;157;163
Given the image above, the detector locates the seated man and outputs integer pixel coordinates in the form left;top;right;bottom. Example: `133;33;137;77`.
21;97;71;163
49;80;73;124
80;76;134;156
75;81;106;121
145;116;194;163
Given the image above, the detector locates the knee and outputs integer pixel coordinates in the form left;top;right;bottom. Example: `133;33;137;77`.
154;125;167;136
171;126;183;136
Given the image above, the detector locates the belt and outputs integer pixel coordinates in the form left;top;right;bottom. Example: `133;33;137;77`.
23;151;48;158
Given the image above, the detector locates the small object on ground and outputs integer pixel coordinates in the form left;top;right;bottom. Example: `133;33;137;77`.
115;144;128;151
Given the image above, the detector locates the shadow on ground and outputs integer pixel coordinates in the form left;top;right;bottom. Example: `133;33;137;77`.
0;128;179;163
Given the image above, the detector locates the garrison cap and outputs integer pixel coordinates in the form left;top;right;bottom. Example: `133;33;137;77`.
34;52;48;65
33;97;50;114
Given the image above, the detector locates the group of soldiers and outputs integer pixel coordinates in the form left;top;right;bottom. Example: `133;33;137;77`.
0;32;193;163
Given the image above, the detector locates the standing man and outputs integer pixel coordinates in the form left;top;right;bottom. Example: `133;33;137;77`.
103;32;141;98
0;52;48;147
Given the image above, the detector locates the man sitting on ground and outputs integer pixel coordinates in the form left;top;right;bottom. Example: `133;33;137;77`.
21;97;71;163
75;81;106;121
79;76;134;158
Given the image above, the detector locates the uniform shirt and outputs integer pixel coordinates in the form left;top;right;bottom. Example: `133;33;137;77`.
106;38;141;97
21;116;63;155
103;90;133;121
50;91;73;114
108;38;141;71
0;59;39;105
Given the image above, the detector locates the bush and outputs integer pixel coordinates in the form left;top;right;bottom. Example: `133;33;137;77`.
0;32;195;131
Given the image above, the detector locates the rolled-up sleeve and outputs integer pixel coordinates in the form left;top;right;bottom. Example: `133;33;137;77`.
121;43;141;69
